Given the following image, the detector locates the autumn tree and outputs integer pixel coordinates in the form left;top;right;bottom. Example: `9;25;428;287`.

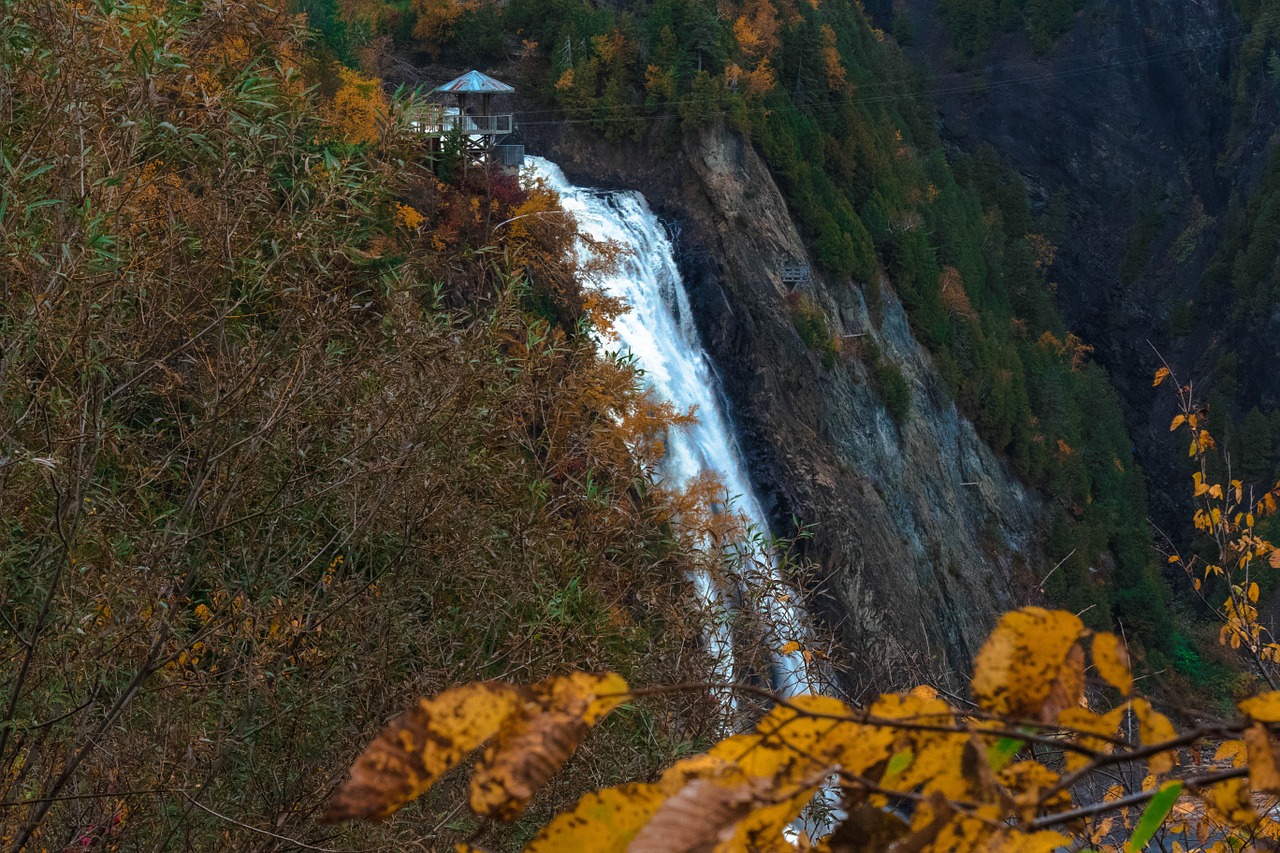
1156;363;1280;690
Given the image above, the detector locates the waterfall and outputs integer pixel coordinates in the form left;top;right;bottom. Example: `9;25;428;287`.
525;157;823;700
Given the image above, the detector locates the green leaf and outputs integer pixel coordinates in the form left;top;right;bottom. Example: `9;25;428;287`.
21;162;54;183
986;737;1024;772
884;749;913;777
1124;780;1182;852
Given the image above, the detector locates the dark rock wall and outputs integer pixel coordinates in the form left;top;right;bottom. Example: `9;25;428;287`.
522;121;1042;693
878;0;1269;520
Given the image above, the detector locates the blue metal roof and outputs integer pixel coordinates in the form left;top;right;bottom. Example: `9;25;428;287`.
434;70;515;95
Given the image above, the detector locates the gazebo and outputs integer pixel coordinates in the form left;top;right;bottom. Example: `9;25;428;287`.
416;70;522;173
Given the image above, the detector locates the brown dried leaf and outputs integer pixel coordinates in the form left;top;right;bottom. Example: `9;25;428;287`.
324;682;523;822
629;775;759;853
470;672;628;821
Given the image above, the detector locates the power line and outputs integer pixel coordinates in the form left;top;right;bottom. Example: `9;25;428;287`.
508;8;1280;126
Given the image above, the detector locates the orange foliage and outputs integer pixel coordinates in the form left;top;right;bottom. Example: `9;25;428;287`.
819;24;847;91
744;58;777;96
1036;330;1094;371
1028;233;1057;270
395;203;425;231
411;0;474;56
646;64;676;98
939;265;976;320
732;0;780;59
325;67;387;145
591;30;628;64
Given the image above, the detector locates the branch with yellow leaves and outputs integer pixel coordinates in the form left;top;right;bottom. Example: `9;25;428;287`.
323;606;1280;853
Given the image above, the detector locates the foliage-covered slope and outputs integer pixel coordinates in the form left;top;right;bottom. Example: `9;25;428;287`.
0;1;728;846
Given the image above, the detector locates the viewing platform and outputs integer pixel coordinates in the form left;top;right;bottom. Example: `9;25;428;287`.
413;70;523;174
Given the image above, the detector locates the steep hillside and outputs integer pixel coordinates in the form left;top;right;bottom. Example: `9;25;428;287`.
871;0;1280;525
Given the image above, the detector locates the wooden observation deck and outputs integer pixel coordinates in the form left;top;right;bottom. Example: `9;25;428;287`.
414;70;523;174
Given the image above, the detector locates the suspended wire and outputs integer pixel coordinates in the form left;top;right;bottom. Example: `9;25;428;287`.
506;8;1280;126
507;8;1266;118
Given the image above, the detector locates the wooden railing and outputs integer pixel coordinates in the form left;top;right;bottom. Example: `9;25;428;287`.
411;111;513;136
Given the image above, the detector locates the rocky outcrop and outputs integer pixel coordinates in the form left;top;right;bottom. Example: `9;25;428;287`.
522;121;1042;692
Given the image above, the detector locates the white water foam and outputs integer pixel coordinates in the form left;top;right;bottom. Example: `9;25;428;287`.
524;156;823;699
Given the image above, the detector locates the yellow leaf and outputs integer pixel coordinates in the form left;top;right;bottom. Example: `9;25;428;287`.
1209;483;1223;499
721;694;860;781
1250;582;1261;603
1207;777;1257;825
1214;739;1246;766
1170;414;1186;431
779;640;802;655
1244;723;1280;793
1240;691;1280;722
525;783;666;852
324;682;523;822
1091;632;1133;695
470;672;628;821
1059;706;1127;772
1234;480;1244;503
1153;366;1170;386
971;607;1086;723
1132;700;1177;775
713;777;823;852
983;830;1070;853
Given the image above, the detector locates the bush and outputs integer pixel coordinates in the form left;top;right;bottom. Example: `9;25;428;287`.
875;359;912;422
789;292;839;367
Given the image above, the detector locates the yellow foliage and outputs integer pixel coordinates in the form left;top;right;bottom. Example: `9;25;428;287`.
940;265;977;319
732;0;781;59
526;783;667;851
325;67;387;145
1244;723;1280;793
395;203;425;230
324;682;523;821
819;24;847;91
327;606;1280;852
744;58;777;95
1132;699;1178;775
1090;631;1133;695
1241;691;1280;722
971;607;1086;723
412;0;476;55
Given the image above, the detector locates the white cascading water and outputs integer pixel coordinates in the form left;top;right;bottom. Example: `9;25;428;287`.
525;157;823;700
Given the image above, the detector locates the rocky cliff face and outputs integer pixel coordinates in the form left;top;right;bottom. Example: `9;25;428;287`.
872;0;1274;518
523;121;1042;692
